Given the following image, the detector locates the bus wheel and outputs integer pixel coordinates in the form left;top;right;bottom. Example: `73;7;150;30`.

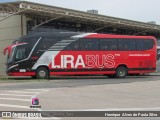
36;67;49;79
116;67;127;78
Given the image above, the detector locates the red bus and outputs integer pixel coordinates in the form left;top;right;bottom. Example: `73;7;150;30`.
4;32;157;79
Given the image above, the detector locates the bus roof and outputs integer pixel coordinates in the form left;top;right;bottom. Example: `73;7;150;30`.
20;32;156;40
85;33;156;40
20;32;81;39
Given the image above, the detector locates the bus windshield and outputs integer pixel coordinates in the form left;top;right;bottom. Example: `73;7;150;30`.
6;45;27;64
15;45;26;62
4;43;27;65
7;46;16;64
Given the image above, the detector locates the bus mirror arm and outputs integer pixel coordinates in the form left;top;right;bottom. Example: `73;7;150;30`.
3;46;12;55
3;47;8;55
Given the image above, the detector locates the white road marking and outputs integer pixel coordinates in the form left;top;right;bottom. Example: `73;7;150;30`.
0;98;30;102
0;89;60;119
0;94;32;97
26;89;50;92
0;104;30;109
9;91;39;94
30;89;61;120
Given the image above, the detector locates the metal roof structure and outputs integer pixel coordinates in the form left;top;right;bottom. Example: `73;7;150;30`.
0;1;160;36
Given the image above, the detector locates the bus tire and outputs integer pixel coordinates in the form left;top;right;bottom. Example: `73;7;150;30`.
116;67;127;78
36;67;49;79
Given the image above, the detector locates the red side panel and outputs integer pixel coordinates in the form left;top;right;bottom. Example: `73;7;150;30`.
8;72;35;76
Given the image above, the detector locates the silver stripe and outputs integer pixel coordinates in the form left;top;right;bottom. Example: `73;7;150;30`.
48;49;61;51
59;40;76;42
49;39;77;50
71;33;97;38
8;64;19;70
50;46;65;48
12;43;28;48
54;43;70;46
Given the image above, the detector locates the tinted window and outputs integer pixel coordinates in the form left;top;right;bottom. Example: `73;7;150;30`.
20;37;39;47
64;40;80;50
18;37;39;54
37;37;60;50
80;39;98;50
27;37;40;49
136;39;154;50
15;45;27;61
100;39;109;50
143;39;154;50
100;39;117;50
118;39;136;50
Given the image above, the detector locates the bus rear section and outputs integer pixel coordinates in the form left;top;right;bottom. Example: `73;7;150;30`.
4;32;157;79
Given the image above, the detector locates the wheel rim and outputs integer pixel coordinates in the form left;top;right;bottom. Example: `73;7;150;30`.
118;69;125;77
39;70;46;78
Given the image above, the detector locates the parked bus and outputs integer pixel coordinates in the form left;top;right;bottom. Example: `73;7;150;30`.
4;32;157;79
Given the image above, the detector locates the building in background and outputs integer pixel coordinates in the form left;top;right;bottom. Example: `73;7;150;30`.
0;1;160;76
0;0;19;3
87;10;98;14
147;21;156;25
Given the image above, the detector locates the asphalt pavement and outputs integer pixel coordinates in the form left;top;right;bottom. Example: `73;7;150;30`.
0;74;160;120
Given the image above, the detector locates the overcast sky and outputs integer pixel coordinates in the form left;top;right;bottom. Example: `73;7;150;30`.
26;0;160;25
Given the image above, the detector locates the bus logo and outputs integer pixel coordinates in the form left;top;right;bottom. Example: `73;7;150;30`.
52;54;115;69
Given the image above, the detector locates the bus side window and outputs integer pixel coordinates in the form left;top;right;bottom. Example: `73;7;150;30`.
136;39;144;51
63;40;80;50
99;39;117;51
38;38;52;50
37;37;60;50
110;44;117;50
144;40;154;50
136;39;154;51
100;39;109;50
118;39;136;51
109;39;117;50
80;39;98;50
129;40;136;50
